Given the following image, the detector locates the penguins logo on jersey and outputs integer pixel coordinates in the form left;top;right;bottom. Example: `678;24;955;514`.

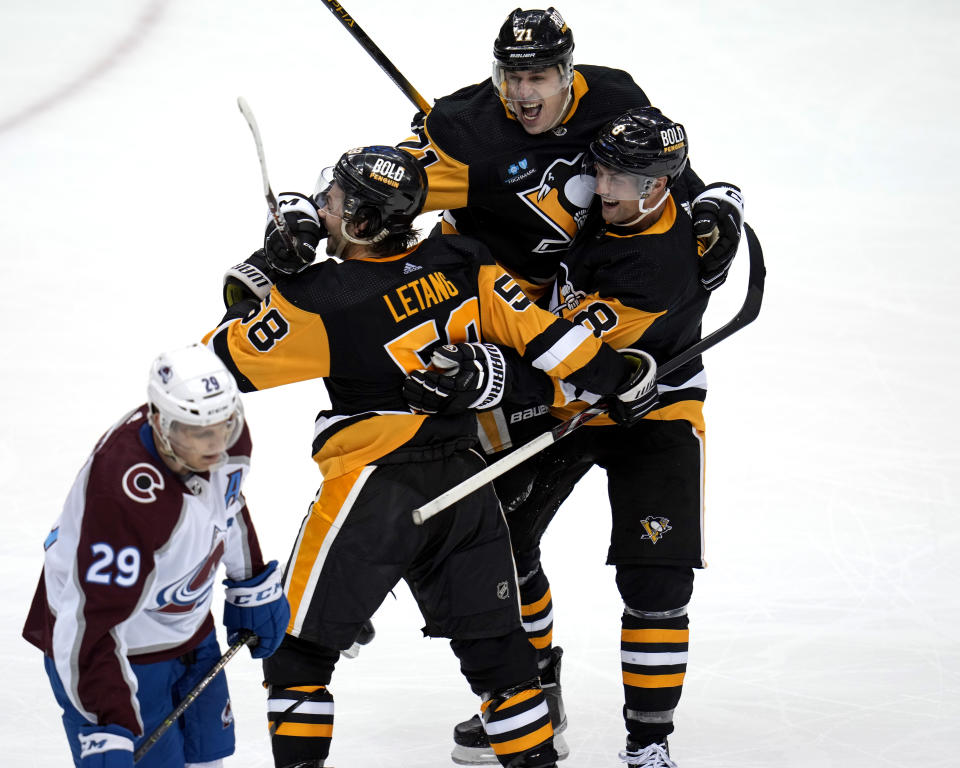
640;516;672;544
122;463;165;504
517;154;594;254
151;527;227;614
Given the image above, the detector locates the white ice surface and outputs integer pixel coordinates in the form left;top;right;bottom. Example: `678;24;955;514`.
1;1;958;766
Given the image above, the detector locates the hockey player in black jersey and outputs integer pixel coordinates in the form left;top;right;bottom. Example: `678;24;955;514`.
396;7;744;299
403;108;729;767
209;145;660;768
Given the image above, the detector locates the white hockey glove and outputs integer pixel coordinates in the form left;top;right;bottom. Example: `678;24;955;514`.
693;182;744;291
606;348;658;426
223;249;275;308
263;192;326;275
403;343;510;415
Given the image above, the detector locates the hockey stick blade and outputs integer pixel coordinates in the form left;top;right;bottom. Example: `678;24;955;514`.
236;96;300;253
133;631;257;763
411;223;765;525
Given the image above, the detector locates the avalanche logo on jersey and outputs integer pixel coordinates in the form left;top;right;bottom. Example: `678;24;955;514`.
517;154;594;254
151;527;227;614
640;516;672;544
122;463;165;504
224;470;243;508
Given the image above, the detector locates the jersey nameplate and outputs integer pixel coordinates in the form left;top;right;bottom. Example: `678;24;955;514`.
383;270;460;323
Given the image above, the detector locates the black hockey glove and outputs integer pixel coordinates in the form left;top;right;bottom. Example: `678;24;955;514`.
692;182;744;291
263;192;326;275
403;343;510;415
605;348;658;426
223;249;276;309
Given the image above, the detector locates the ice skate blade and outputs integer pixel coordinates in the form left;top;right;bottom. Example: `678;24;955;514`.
450;733;569;764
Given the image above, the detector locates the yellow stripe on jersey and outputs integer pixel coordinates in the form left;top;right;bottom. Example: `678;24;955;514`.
477;264;605;378
286;465;369;631
559;294;665;351
204;287;331;390
476;410;512;454
643;401;706;432
441;218;549;302
397;130;469;213
313;414;427;479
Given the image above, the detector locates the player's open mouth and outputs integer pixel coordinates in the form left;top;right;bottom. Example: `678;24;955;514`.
601;197;619;209
519;103;543;122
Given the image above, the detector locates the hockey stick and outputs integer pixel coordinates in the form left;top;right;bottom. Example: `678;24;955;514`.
236;96;301;255
412;223;766;525
133;631;256;763
318;0;431;113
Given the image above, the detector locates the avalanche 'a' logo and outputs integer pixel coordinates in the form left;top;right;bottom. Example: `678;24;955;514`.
151;527;226;614
224;470;243;508
640;516;672;544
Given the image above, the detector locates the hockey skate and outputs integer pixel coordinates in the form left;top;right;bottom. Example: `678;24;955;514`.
451;646;568;765
618;740;677;768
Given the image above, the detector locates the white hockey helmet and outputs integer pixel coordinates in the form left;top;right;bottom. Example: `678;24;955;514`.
146;344;243;471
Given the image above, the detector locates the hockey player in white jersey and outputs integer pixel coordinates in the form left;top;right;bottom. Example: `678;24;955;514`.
22;343;290;768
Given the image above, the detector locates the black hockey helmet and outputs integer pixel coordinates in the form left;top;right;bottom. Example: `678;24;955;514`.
493;8;574;71
327;145;427;242
589;107;689;185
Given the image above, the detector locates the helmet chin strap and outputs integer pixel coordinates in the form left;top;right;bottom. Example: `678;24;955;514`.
619;190;670;228
340;219;388;246
544;87;573;132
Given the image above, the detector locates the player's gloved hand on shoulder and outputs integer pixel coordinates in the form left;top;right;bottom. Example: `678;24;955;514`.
78;723;135;768
264;192;326;275
223;560;290;659
223;249;277;309
402;343;510;415
693;182;744;291
606;348;658;426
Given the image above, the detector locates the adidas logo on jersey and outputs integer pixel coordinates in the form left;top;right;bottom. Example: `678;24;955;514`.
403;262;421;274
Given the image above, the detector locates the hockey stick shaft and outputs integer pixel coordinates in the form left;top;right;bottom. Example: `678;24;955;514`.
236;97;300;253
319;0;431;113
133;632;256;763
412;223;766;525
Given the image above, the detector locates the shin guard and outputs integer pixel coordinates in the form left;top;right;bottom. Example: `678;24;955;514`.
620;606;688;746
267;685;334;767
481;682;556;767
